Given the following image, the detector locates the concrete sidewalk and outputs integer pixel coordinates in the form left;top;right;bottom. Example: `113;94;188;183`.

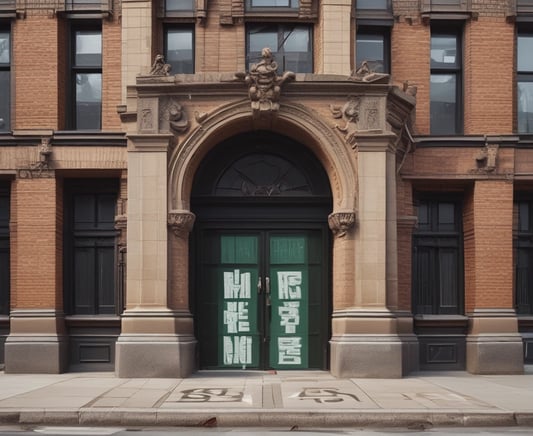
0;367;533;429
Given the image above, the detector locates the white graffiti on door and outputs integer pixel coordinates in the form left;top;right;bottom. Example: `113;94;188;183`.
278;301;300;334
224;269;251;299
278;271;302;300
223;269;253;365
223;335;252;365
277;271;303;365
278;337;302;364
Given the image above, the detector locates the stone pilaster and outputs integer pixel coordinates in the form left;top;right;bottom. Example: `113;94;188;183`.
318;0;352;75
330;133;406;378
115;134;196;378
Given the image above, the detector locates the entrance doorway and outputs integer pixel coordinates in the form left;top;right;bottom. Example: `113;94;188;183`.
191;131;332;370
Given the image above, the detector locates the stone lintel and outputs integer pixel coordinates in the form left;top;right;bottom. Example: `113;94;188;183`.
127;134;173;152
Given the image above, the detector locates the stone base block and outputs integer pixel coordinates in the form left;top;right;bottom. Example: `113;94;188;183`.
4;335;67;373
116;334;196;378
466;335;524;374
330;335;403;378
400;334;419;375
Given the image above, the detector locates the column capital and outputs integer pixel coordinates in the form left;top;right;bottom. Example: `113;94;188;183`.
328;210;356;238
168;210;196;238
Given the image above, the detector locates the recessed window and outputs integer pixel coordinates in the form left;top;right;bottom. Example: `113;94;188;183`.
356;0;390;10
246;0;299;9
0;27;10;132
413;197;463;315
246;24;312;73
165;0;195;12
518;30;533;134
70;26;102;130
356;28;390;73
430;27;462;135
515;198;533;314
164;26;194;74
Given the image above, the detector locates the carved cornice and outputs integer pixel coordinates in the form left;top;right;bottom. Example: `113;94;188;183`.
168;211;196;238
328;211;356;237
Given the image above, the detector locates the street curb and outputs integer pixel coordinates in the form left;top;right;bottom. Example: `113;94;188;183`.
1;409;531;428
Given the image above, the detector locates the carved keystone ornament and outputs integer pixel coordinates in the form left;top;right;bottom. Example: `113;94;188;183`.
235;47;295;119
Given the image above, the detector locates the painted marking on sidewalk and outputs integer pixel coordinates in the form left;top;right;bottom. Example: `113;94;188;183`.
34;427;123;435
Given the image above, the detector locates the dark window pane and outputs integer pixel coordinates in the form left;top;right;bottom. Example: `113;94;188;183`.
76;73;102;130
516;247;531;313
518;81;533;134
356;33;385;73
439;248;458;310
438;202;455;229
97;195;116;225
431;34;458;68
97;246;115;313
417;202;429;229
430;73;457;134
75;30;102;67
414;246;432;314
0;31;9;64
518;34;533;72
166;0;194;11
250;0;296;7
357;0;389;9
74;246;95;314
247;25;312;73
166;28;194;74
519;201;530;232
0;244;9;315
0;71;9;132
74;194;96;226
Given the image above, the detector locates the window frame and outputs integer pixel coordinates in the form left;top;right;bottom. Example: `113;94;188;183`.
245;0;299;12
0;183;9;316
517;26;533;134
514;196;533;314
68;22;102;131
63;180;120;316
430;24;463;135
163;24;195;74
245;23;313;73
0;22;10;133
412;196;464;315
355;25;391;74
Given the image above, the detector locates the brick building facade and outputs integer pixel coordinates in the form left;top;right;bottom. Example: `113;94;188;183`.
0;0;532;376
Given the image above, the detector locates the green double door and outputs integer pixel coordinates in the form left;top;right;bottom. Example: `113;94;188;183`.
196;229;328;370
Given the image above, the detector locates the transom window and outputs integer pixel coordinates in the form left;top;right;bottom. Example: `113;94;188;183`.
70;25;102;130
518;29;533;134
246;24;312;73
356;0;390;10
165;0;194;12
0;27;10;132
164;26;194;74
413;197;463;315
430;26;463;135
246;0;299;9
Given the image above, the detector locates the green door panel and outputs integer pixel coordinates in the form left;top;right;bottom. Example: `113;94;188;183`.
269;235;309;369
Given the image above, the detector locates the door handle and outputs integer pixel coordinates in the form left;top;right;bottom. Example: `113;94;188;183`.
265;276;270;294
257;276;262;294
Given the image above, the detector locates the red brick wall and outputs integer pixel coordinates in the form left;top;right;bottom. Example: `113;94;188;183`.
13;16;59;129
464;181;514;312
11;178;62;309
102;14;122;130
463;18;514;135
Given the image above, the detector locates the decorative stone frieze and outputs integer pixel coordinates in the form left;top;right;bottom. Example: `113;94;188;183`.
328;211;356;237
349;61;390;84
235;47;295;120
475;143;499;173
168;211;196;239
331;97;361;148
17;137;54;179
160;97;190;137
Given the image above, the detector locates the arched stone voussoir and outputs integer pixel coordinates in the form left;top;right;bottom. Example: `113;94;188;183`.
167;99;358;213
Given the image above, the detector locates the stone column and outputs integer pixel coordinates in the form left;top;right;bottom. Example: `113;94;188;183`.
5;174;67;373
330;133;404;378
464;180;523;374
318;0;352;75
115;134;196;378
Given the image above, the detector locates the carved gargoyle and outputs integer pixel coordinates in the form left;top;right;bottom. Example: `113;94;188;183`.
331;97;361;148
350;61;390;84
150;54;172;76
235;47;295;119
168;103;189;134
